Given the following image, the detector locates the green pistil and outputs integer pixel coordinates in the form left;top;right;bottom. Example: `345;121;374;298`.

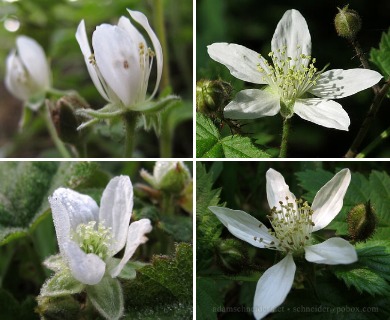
267;197;314;253
257;46;321;106
71;221;113;259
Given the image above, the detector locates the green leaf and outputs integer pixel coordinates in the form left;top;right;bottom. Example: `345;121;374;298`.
196;163;223;243
0;162;104;246
87;276;124;320
123;243;193;314
196;113;223;157
333;266;390;296
196;113;270;158
196;278;224;320
370;27;390;78
124;302;192;320
356;240;390;281
0;288;38;320
40;268;85;297
220;135;271;157
159;216;192;242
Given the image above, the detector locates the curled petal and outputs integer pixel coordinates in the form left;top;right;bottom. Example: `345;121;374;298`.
75;20;110;102
224;89;280;119
271;9;311;66
294;98;350;131
93;24;142;107
310;69;382;99
253;254;296;319
63;241;105;285
209;206;278;249
16;36;50;90
5;51;31;101
305;238;357;265
311;169;351;232
99;176;134;255
49;188;99;253
110;219;152;278
127;9;163;100
266;169;297;212
207;43;270;84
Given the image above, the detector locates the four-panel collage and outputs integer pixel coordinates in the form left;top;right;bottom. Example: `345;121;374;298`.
0;0;390;319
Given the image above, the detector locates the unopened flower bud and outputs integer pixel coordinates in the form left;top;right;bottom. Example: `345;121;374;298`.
216;238;247;274
50;95;88;144
196;79;232;115
140;161;191;194
347;201;376;242
334;5;362;40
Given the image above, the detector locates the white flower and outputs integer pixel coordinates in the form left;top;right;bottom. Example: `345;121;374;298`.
5;35;51;109
209;168;357;319
207;9;382;131
49;175;152;285
76;9;163;109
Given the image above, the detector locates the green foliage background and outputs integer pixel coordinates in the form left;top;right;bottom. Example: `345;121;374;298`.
0;0;193;157
196;161;390;319
197;0;390;157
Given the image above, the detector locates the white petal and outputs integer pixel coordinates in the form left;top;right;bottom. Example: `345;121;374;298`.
5;51;30;101
207;43;270;84
93;24;142;107
110;219;152;278
154;161;177;185
309;69;383;99
224;89;280;119
271;9;311;65
311;169;351;232
16;35;50;90
75;20;110;102
266;169;297;211
305;238;357;265
63;241;105;285
208;206;278;249
99;176;133;255
253;254;296;320
127;9;163;100
49;188;99;253
294;98;350;131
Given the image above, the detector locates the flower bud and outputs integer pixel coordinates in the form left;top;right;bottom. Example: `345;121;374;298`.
5;36;51;109
334;5;362;40
196;79;232;115
347;201;376;242
50;96;87;144
140;161;192;194
216;238;247;274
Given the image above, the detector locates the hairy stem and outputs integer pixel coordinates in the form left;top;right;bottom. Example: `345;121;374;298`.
350;39;381;94
43;102;71;158
345;79;390;158
279;118;290;158
123;112;137;157
356;126;390;158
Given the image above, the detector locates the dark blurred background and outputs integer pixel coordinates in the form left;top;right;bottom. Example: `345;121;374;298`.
0;0;193;157
197;0;390;157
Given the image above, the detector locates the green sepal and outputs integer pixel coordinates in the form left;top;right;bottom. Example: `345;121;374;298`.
43;254;66;272
39;268;85;297
131;95;180;113
86;276;124;320
108;258;148;280
24;91;46;111
76;103;124;120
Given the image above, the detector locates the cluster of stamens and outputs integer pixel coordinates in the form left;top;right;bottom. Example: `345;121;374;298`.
254;197;315;253
71;221;113;259
257;46;321;106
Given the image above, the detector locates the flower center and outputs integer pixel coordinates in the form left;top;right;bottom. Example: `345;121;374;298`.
267;197;315;253
71;221;113;259
257;46;322;110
